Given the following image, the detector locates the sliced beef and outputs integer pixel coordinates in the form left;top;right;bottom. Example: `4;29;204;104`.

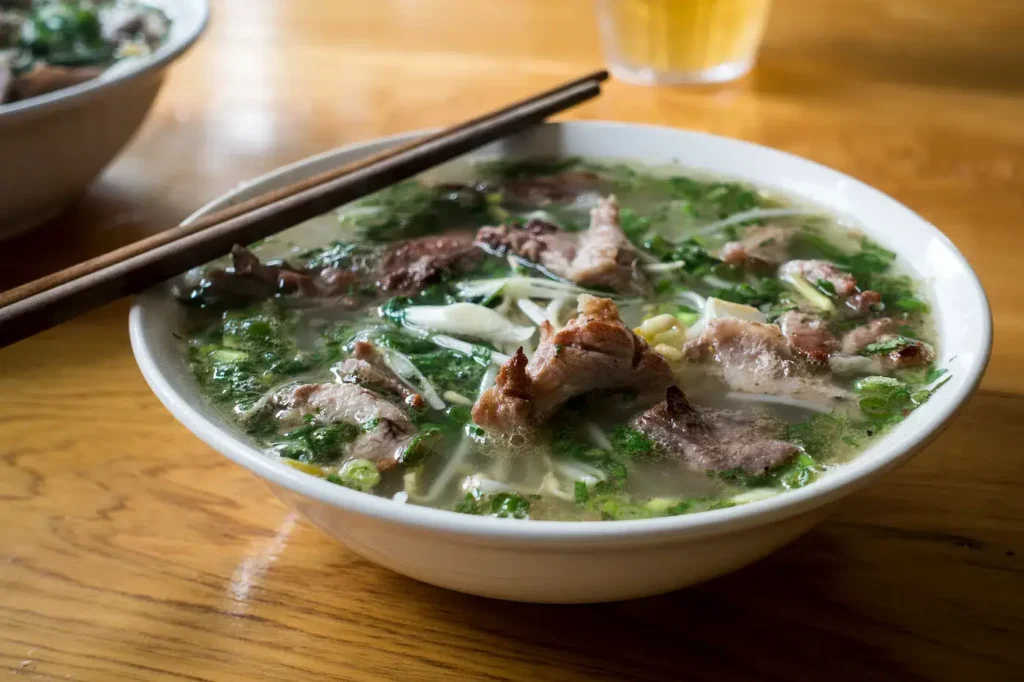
840;318;895;355
779;259;858;297
838;318;933;370
335;340;425;409
846;289;882;315
633;387;800;475
186;245;362;308
501;171;602;206
779;258;882;316
721;225;795;267
11;63;104;101
476;217;574;270
182;231;485;307
472;294;673;432
476;195;646;294
101;6;169;46
778;311;837;364
0;10;22;50
378;231;482;292
271;382;416;471
684;317;847;402
0;56;11;105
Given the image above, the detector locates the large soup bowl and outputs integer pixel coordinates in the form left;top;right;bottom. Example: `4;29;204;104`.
130;122;991;603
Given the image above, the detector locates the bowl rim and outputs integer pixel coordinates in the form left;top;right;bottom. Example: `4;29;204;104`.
0;0;210;120
130;120;992;546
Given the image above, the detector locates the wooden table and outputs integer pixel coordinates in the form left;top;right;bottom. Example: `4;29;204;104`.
2;1;1022;679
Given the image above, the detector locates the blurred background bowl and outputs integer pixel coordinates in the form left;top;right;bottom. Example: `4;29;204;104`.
0;0;208;238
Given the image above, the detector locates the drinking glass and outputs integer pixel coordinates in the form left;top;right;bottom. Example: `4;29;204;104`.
595;0;773;85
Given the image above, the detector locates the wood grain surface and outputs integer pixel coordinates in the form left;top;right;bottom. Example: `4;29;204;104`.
1;1;1022;680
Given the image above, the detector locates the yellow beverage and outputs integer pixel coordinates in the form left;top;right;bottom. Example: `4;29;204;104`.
595;0;773;84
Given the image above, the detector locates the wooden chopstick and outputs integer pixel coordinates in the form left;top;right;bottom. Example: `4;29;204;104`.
0;69;608;348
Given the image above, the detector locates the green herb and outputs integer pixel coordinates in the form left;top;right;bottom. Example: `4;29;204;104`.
862;336;915;355
573;481;590;505
328;458;381;492
551;426;628;484
717;453;820;490
786;413;849;459
278;419;361;465
609;425;654;458
815;278;837;297
188;304;317;408
554;344;564;356
346;180;495;242
397;428;443;467
454;490;531;519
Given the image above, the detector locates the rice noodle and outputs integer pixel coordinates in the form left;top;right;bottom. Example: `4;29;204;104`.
417;437;473;503
442;390;474;407
430;334;510;365
381;348;446;410
696;208;824;236
538;472;575;501
461;473;514;494
553;458;606;483
546;297;567;329
516;298;548;326
585;422;614;451
676;290;707;311
702;274;739;290
641;261;689;273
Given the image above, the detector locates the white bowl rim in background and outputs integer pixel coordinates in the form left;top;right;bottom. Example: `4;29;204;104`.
130;120;992;548
0;0;210;121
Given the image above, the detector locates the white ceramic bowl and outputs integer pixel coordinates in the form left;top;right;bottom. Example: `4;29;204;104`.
0;0;208;236
130;122;991;603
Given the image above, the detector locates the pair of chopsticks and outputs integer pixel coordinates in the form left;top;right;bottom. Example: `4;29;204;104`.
0;69;609;349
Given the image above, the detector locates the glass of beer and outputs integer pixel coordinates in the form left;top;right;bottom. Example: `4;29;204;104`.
595;0;773;85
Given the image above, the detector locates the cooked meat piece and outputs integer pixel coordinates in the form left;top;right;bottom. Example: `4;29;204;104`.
470;347;534;433
684;317;847;402
11;63;104;101
720;225;794;267
272;382;416;471
472;295;673;432
570;195;646;293
184;245;362;307
778;311;837;364
632;387;800;475
840;318;895;355
779;258;883;317
336;341;425;409
0;10;22;50
779;259;858;297
476;195;646;294
476;217;575;269
845;289;882;315
378;231;483;292
182;230;484;307
0;57;11;105
501;171;602;206
872;336;933;368
838;318;933;369
101;6;169;45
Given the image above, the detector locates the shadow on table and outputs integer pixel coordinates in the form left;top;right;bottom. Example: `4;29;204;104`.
375;530;929;682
